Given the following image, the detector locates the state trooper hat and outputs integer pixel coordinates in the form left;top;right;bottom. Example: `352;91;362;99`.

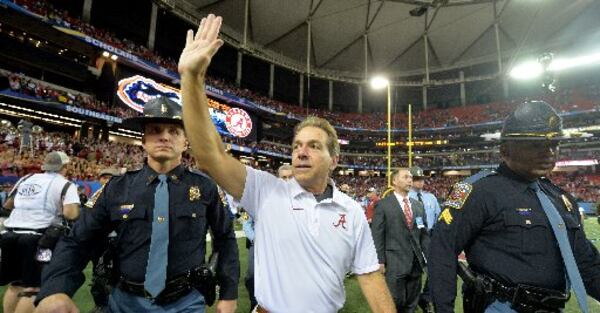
410;166;426;178
42;151;70;172
122;97;183;132
500;100;565;141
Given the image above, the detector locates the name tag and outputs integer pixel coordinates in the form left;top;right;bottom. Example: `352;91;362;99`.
415;217;425;229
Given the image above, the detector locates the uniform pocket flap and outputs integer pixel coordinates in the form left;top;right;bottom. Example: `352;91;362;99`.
503;211;548;228
175;203;206;218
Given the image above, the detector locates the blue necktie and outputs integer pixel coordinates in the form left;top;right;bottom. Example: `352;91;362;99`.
530;181;588;313
144;174;170;298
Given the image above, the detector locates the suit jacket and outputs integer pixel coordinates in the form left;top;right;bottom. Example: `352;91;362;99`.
372;193;430;277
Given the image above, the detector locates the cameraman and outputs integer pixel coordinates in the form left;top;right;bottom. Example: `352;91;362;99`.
1;151;80;313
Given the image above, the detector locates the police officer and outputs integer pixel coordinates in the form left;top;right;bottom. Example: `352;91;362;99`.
34;97;240;313
408;166;441;232
408;166;440;313
1;151;80;313
429;100;600;313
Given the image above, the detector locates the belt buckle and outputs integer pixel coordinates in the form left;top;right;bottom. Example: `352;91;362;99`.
511;285;530;308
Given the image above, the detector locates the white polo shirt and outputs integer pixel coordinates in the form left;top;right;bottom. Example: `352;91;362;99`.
240;166;379;313
4;173;79;229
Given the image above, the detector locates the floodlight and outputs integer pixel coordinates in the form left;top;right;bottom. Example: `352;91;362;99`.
370;76;389;90
509;61;543;80
549;52;600;71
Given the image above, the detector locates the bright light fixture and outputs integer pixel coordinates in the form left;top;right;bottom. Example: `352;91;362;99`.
102;51;110;57
510;51;600;80
110;54;118;61
509;61;543;80
548;52;600;71
370;76;389;90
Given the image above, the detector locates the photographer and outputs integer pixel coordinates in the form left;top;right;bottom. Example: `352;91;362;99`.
1;151;80;313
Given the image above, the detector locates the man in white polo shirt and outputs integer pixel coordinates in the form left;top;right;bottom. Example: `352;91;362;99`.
178;14;395;313
1;151;80;313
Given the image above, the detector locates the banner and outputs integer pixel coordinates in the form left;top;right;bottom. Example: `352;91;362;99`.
116;75;258;140
0;89;122;123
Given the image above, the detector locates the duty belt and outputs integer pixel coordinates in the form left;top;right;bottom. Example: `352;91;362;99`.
483;275;569;313
117;267;203;305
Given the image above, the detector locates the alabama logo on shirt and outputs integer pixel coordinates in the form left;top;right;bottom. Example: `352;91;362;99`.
333;213;347;230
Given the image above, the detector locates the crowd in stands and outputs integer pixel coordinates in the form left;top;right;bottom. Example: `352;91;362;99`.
10;0;600;133
552;173;600;203
208;77;600;130
336;153;497;168
3;71;138;119
14;0;178;72
1;130;598;203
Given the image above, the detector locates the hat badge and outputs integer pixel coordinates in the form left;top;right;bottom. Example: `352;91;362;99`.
548;115;558;128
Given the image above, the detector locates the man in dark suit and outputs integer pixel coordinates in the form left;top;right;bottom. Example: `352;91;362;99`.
372;168;429;313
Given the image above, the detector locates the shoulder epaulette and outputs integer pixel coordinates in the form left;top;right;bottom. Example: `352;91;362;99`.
188;168;210;179
463;169;497;184
126;168;142;174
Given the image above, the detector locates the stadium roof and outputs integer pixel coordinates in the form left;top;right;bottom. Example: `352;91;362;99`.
167;0;600;82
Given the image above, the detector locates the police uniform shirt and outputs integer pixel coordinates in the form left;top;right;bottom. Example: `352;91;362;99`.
409;189;441;231
4;173;79;229
36;164;239;302
428;163;600;312
239;166;380;313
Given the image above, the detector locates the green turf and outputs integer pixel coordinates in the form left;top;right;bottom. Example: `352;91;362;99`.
2;218;600;312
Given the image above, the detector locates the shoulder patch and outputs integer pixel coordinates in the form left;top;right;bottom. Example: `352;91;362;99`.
443;182;472;210
85;184;105;208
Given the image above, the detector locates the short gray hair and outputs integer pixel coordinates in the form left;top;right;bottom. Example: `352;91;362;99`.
278;164;293;176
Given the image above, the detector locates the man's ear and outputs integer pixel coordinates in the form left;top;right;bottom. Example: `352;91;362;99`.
330;155;339;171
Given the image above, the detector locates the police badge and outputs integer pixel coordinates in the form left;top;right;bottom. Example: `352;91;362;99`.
189;186;201;201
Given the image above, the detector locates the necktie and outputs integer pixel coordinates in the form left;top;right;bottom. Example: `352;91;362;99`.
417;192;423;204
144;174;170;298
530;181;588;313
403;198;413;230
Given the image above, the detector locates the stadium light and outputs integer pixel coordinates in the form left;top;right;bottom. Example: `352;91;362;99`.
110;54;118;61
549;52;600;71
102;51;110;58
509;61;543;80
370;76;389;90
510;51;600;80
